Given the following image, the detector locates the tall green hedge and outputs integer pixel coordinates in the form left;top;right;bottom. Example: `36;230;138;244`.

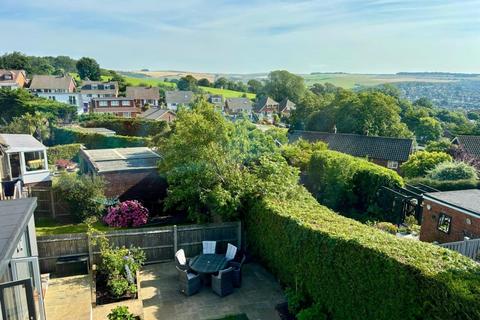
246;190;480;320
47;143;83;164
306;150;403;220
80;117;169;137
50;127;148;149
408;177;479;191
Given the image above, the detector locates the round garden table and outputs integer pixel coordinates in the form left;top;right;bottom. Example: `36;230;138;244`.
189;254;228;285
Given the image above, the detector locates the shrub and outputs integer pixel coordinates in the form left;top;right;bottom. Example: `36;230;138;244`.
103;200;149;227
80;116;169;137
297;304;327;320
408;177;479;191
281;139;327;171
107;306;136;320
53;173;106;221
401;151;452;178
245;190;480;320
306;150;403;221
374;222;398;235
47;143;82;164
50;127;148;149
425;138;452;153
427;161;478;181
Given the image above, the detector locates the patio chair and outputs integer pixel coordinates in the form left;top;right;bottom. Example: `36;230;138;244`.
225;243;237;262
229;255;246;288
211;267;234;297
202;241;216;254
175;249;189;271
176;266;201;296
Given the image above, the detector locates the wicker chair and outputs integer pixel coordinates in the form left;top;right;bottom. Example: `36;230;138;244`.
175;249;189;271
225;243;237;262
211;267;234;297
202;241;216;254
229;255;246;288
176;266;201;296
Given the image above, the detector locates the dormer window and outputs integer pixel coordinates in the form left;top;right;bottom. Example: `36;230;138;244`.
4;74;12;80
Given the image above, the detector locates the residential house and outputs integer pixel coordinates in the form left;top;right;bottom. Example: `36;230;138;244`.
139;108;176;123
224;97;253;116
0;69;27;89
0;198;45;320
165;91;194;110
29;75;83;114
0;134;51;189
207;94;224;109
79;81;118;113
79;147;167;213
90;97;139;118
254;97;279;120
288;131;414;172
452;135;480;160
278;98;296;117
420;189;480;243
126;86;160;108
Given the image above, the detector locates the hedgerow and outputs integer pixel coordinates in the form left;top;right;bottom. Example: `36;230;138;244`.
50;127;148;149
80;116;169;137
47;143;83;164
306;150;403;220
245;189;480;320
408;177;479;191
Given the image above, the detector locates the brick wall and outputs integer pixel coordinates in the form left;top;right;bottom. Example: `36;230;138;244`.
420;198;480;243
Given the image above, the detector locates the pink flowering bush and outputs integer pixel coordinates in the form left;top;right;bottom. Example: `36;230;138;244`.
103;200;149;227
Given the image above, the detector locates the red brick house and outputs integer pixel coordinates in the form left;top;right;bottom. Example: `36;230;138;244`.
90;97;139;118
288;131;414;173
420;190;480;243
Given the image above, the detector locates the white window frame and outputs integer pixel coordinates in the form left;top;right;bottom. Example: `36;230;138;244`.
387;161;398;169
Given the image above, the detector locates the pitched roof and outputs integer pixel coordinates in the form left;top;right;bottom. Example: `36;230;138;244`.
254;96;279;112
0;69;26;84
455;135;480;158
289;131;413;161
279;98;296;112
0;134;46;152
29;75;74;91
225;97;253;111
424;190;480;217
165;91;194;105
80;81;118;94
126;86;160;100
139;108;176;121
0;198;37;275
81;147;161;173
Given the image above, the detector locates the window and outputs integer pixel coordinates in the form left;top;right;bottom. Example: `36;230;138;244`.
387;161;398;169
68;96;76;105
24;151;46;172
122;100;131;106
437;213;452;234
110;100;119;106
99;101;108;107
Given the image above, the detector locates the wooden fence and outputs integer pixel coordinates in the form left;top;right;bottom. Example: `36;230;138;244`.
29;186;71;219
36;221;241;274
439;238;480;260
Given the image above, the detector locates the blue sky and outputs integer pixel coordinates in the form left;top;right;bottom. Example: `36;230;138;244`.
1;0;479;74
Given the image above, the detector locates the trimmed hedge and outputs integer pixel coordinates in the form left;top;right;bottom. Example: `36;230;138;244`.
245;190;480;320
408;177;479;191
306;150;403;220
80;117;169;137
47;143;83;164
50;127;148;149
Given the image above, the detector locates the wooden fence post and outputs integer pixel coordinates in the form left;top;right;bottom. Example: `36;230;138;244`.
173;225;178;257
87;234;93;268
49;188;56;219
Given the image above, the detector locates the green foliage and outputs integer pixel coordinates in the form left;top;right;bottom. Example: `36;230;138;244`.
245;190;480;320
401;151;453;178
306;150;403;220
76;57;101;80
373;221;398;235
47;143;82;165
80;116;169;137
425;138;452;152
281;139;327;171
52;173;106;221
107;306;136;320
263;70;306;103
0;52;77;75
2;112;51;143
401;215;421;235
297;304;327;320
415;117;443;143
177;75;198;91
0;88;76;123
408;177;480;191
50;127;148;149
427;161;478;181
285;287;308;315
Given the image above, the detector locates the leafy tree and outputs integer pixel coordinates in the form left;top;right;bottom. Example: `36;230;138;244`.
427;161;478;181
213;77;228;89
415;117;443;144
401;151;452;178
310;82;339;96
263;70;306;103
467;111;480;121
197;78;211;87
0;51;30;71
177;75;198;91
3;112;51;142
76;57;101;80
425;138;452;153
282;139;327;171
107;70;127;92
247;79;263;94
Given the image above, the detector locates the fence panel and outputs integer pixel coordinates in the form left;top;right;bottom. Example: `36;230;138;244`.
37;221;241;274
29;186;71;219
439;238;480;260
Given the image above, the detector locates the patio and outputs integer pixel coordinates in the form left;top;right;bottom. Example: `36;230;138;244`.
44;261;285;320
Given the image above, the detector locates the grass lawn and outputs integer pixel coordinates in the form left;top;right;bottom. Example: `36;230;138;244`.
210;315;249;320
35;217;114;236
200;86;255;99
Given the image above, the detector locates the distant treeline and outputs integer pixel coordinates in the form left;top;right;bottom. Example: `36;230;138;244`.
396;72;480;77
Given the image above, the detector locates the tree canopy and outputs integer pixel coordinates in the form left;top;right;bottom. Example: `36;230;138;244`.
76;57;101;80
